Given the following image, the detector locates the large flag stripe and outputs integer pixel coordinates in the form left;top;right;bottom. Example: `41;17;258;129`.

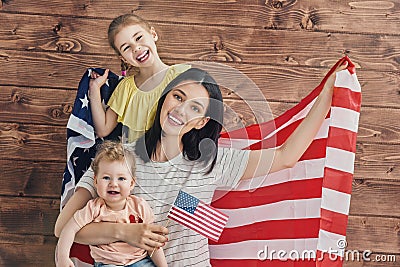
331;87;361;112
322;168;353;195
319;209;349;236
212;178;323;209
326;127;358;153
321;188;351;215
211;218;321;244
222;198;322;228
325;147;355;174
330;107;360;133
232;158;325;192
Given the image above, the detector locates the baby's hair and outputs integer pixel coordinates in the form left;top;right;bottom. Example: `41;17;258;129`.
108;13;152;55
91;140;136;179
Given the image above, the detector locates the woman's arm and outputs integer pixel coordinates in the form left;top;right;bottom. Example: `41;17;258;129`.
149;247;168;267
54;187;169;250
56;218;82;267
54;187;92;237
241;60;348;180
88;69;119;138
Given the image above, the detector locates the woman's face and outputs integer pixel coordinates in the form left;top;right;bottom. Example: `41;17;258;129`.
160;81;210;138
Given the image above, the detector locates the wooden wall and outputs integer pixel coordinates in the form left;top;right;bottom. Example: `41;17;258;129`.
0;0;399;266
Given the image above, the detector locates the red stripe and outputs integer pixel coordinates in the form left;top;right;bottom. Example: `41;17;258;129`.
69;243;93;264
332;87;361;112
210;218;320;245
320;209;349;236
211;258;318;267
327;127;357;153
212;178;323;209
168;208;220;241
323;168;353;195
316;250;344;267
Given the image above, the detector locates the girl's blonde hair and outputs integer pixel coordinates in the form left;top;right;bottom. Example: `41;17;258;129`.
91;140;136;179
108;13;152;55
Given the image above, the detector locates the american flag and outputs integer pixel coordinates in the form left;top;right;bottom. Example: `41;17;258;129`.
209;56;361;267
66;57;360;267
167;190;229;242
61;68;123;209
61;68;123;266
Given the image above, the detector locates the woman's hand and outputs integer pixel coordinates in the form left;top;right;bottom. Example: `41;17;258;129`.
323;59;348;93
119;223;169;251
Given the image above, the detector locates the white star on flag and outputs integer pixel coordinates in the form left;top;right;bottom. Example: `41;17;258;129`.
80;94;89;109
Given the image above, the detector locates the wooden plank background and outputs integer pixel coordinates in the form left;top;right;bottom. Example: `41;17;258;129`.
0;0;399;266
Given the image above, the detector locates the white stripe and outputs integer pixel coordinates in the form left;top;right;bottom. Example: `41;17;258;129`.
219;99;331;150
168;210;220;240
335;70;361;93
199;202;229;222
67;114;95;140
317;229;346;257
321;188;351;215
169;207;223;235
330;107;360;133
264;99;316;140
209;238;318;260
222;198;321;228
326;147;355;174
234;158;325;191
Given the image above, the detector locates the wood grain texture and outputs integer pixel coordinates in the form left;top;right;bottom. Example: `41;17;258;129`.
0;0;399;265
1;14;400;71
1;0;400;35
0;51;399;108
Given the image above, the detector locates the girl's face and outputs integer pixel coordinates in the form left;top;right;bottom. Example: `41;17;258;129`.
160;81;210;138
114;24;159;68
94;159;135;210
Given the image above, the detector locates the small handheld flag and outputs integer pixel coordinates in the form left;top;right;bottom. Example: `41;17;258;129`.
167;190;229;242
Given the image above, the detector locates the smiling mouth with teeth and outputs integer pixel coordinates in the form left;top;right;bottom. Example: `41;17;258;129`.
168;113;184;125
136;50;149;62
107;191;120;195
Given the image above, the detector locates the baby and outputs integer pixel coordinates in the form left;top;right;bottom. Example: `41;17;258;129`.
56;140;166;267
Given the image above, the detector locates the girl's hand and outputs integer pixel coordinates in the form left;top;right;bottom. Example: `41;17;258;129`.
88;69;109;100
120;223;169;251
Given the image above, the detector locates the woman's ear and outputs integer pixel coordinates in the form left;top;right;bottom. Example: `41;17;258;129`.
194;117;210;130
150;27;158;42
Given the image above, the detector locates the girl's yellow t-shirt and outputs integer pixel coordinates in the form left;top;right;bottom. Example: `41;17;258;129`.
107;64;190;141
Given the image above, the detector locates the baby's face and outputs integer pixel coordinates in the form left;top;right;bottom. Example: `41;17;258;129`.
94;159;134;208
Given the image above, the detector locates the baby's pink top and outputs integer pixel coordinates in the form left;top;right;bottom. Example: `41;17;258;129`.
73;195;154;265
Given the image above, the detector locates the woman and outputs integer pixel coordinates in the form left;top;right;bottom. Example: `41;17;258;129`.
55;63;348;266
